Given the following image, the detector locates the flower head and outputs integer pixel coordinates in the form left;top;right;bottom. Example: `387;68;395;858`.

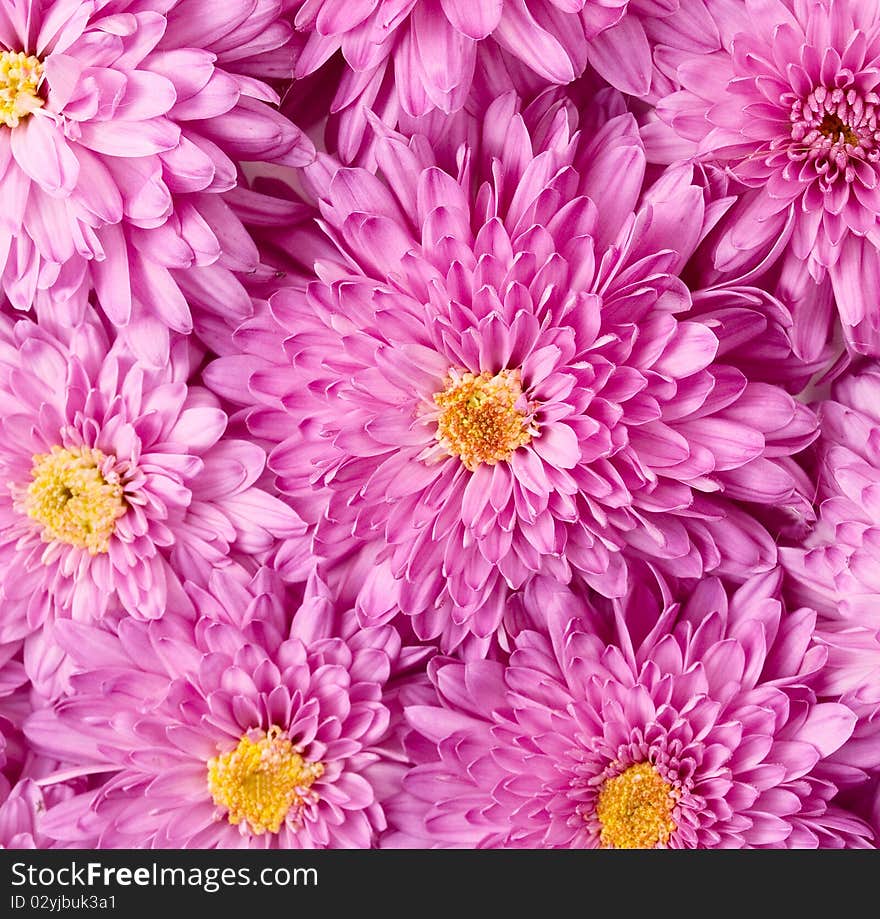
209;89;818;653
386;569;872;848
655;0;880;355
26;572;427;848
0;308;304;642
0;0;312;364
781;363;880;720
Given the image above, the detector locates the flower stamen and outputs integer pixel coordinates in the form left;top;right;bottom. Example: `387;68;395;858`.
788;85;880;184
0;51;44;128
23;446;125;554
596;762;677;849
433;369;535;471
207;727;324;836
818;112;859;147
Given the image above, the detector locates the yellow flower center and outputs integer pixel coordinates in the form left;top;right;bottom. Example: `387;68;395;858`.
0;51;44;128
207;727;325;836
24;446;125;555
596;762;677;849
433;369;534;471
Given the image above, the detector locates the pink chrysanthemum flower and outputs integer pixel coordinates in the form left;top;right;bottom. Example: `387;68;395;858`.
0;0;312;364
385;569;873;848
655;0;880;356
25;573;428;849
285;0;719;163
208;90;818;653
0;308;304;641
781;364;880;718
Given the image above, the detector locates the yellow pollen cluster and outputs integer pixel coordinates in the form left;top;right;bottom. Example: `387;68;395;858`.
207;727;325;836
25;446;125;555
596;763;678;849
433;369;534;471
0;50;44;128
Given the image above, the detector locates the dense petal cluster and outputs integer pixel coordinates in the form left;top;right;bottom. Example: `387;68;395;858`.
1;0;879;852
781;364;880;715
285;0;720;163
387;570;872;848
0;308;304;642
208;90;818;652
26;571;427;848
654;0;880;356
0;0;312;363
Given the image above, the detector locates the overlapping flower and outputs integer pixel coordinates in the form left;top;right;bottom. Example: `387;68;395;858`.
0;306;304;641
0;0;312;363
0;0;878;850
782;364;880;724
25;570;427;848
386;570;872;848
654;0;880;357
